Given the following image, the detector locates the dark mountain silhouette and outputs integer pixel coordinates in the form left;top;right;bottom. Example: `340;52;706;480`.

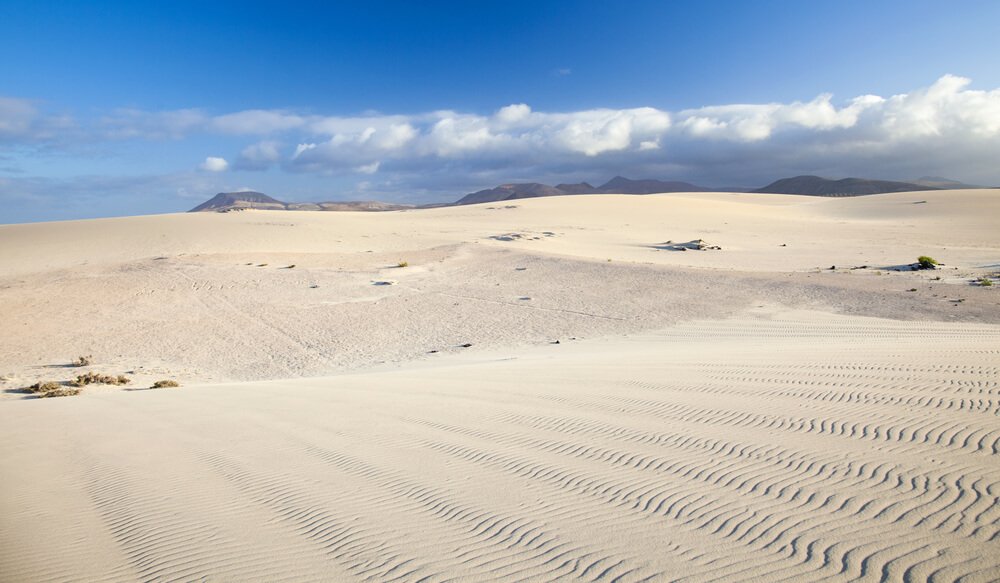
455;176;714;205
189;191;412;212
554;182;598;194
753;176;939;196
597;176;710;194
911;176;984;189
190;191;288;212
455;183;571;205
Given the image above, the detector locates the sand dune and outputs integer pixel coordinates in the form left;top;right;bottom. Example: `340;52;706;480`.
1;190;997;389
1;191;999;581
2;311;999;581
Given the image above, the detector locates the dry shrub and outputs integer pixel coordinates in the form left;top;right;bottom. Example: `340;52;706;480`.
151;380;180;388
22;381;63;394
39;387;82;398
72;355;93;367
20;381;81;398
70;372;131;387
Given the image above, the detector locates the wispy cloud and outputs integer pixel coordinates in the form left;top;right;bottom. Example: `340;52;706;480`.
0;96;76;144
234;141;281;171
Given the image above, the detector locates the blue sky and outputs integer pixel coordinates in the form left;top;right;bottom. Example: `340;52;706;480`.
2;0;999;222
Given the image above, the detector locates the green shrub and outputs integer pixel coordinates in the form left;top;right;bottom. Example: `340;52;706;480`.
917;256;938;269
979;277;994;287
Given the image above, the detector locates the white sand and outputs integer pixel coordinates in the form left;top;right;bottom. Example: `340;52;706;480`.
1;190;999;581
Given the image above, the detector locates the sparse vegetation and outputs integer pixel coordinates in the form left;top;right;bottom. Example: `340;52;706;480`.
917;256;939;269
39;387;82;398
20;381;81;398
396;261;409;268
69;372;130;387
978;277;994;287
151;379;180;388
72;355;93;367
22;381;63;394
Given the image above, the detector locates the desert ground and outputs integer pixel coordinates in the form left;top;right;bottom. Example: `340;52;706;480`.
1;190;999;581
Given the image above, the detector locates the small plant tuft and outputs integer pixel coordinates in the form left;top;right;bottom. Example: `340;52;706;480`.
20;381;81;398
69;372;131;387
151;379;180;389
396;261;409;268
978;277;994;287
22;381;63;394
72;355;93;367
39;387;82;398
917;256;939;270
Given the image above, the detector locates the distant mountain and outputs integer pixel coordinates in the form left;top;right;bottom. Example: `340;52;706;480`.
911;176;984;189
455;183;571;205
287;201;414;212
190;192;412;213
554;182;598;194
190;191;288;212
597;176;710;194
455;176;714;205
753;176;939;196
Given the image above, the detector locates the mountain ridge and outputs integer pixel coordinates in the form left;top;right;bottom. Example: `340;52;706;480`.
189;192;413;213
752;175;940;196
454;176;712;205
189;174;984;213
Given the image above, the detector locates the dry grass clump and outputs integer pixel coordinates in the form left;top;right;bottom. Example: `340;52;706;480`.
69;372;131;387
22;381;63;394
151;379;180;388
39;387;82;398
71;355;93;367
20;381;82;398
396;261;409;268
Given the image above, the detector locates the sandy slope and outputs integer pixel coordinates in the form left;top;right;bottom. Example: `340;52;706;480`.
2;310;999;581
1;190;999;581
1;190;998;388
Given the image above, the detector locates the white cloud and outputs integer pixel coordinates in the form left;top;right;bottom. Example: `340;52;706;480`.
0;97;37;137
235;141;281;171
211;110;305;134
3;75;1000;206
494;103;532;125
200;156;229;172
101;108;207;139
356;161;380;174
0;97;75;143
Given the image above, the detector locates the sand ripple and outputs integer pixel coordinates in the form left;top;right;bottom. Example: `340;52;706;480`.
1;311;999;581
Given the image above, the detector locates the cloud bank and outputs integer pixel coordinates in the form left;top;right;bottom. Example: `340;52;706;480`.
2;75;999;217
